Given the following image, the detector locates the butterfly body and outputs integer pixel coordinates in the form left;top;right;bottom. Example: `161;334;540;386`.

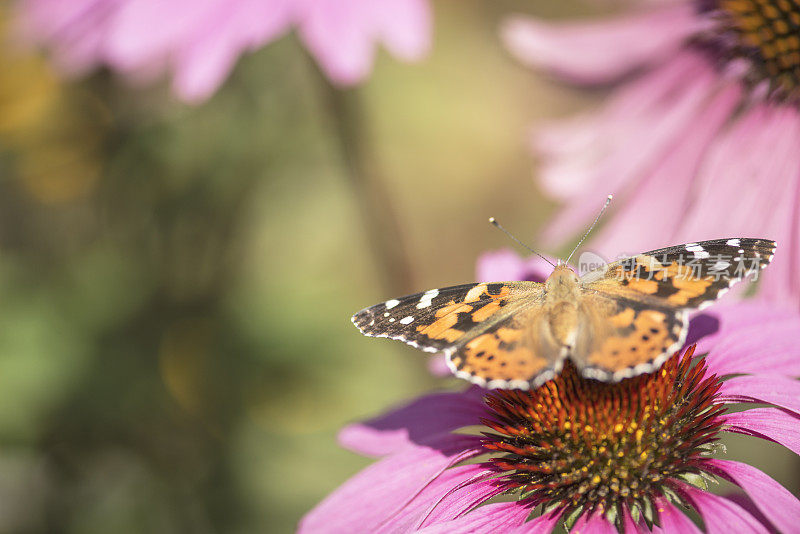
352;238;776;390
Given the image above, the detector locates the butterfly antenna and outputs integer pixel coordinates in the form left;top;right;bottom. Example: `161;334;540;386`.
488;217;557;268
564;194;613;264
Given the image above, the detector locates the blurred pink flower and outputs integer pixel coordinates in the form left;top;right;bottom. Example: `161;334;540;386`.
300;302;800;532
15;0;431;102
502;2;800;307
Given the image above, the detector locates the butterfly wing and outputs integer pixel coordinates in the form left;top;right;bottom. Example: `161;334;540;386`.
352;281;556;389
570;292;689;381
570;238;776;380
581;238;776;308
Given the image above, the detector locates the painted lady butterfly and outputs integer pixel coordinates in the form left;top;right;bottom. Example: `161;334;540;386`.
352;236;775;390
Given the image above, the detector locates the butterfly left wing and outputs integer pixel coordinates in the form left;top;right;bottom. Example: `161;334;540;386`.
352;281;555;389
568;238;776;380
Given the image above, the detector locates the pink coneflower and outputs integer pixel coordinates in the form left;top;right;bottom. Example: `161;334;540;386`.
502;1;800;307
301;251;800;532
301;310;800;532
14;0;431;102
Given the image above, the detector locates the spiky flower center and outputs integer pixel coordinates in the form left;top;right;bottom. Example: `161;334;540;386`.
700;0;800;101
480;347;724;528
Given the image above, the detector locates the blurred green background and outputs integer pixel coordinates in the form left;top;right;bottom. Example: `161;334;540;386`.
0;1;796;532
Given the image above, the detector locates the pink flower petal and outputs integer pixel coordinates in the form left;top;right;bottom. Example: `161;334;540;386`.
719;493;774;531
172;0;293;102
373;0;431;61
590;82;740;258
537;53;718;246
476;249;554;284
719;375;800;416
298;434;482;533
414;468;504;529
296;0;375;86
680;485;770;533
572;512;618;533
507;510;561;533
694;303;798;357
19;0;433;99
704;459;800;534
652;499;702;533
415;501;537;534
722;407;800;456
337;391;486;457
105;0;220;71
502;4;698;85
374;464;500;533
675;105;800;307
15;0;111;74
701;310;800;377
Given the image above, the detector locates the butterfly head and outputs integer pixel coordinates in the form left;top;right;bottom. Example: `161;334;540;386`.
545;264;580;299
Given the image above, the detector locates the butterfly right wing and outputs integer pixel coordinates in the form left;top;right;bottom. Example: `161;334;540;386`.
352;281;555;389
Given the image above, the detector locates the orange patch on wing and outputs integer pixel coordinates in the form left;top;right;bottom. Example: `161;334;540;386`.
471;301;502;322
495;326;522;344
418;303;473;342
458;330;548;383
609;307;635;328
625;278;659;294
434;302;472;318
667;277;713;306
587;309;680;372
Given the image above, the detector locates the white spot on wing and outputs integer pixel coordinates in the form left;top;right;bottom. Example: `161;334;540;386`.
726;239;740;246
385;299;400;309
686;245;704;252
416;289;439;309
399;316;414;325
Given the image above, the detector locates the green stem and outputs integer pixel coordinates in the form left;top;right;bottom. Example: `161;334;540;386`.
317;75;415;295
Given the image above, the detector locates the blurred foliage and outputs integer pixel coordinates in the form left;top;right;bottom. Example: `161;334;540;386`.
0;1;795;533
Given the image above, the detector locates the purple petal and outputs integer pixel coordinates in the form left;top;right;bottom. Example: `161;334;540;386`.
373;0;431;61
537;52;717;246
680;486;769;534
338;391;486;457
675;105;800;307
415;501;536;534
694;303;798;354
106;0;217;70
722;407;800;456
414;468;504;529
719;493;774;532
653;499;702;533
506;510;561;533
297;0;375;86
298;434;482;533
374;464;499;533
476;249;554;284
704;459;800;534
698;304;800;377
719;375;800;416
572;512;617;533
501;4;698;85
589;81;740;258
172;0;293;102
